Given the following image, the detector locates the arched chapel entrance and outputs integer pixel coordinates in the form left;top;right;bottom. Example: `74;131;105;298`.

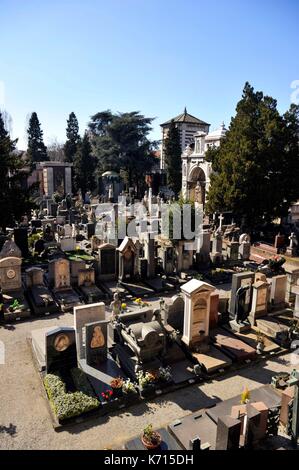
188;166;206;205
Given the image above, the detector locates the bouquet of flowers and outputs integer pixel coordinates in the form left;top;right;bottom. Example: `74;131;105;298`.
268;255;286;272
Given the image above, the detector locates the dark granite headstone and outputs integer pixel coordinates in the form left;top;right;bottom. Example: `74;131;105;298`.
45;327;77;374
14;228;29;258
99;248;116;276
87;222;95;239
34;238;45;255
85;320;108;367
229;272;255;318
215;415;241;450
245;404;261;449
31;219;42;228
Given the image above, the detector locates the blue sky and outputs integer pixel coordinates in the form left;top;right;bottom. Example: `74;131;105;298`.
1;0;298;149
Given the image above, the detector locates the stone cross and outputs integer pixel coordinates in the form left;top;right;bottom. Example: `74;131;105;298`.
218;213;224;231
289;232;297;249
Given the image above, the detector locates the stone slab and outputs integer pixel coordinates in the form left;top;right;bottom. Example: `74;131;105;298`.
144;277;175;292
223;325;280;354
206;385;281;425
169;359;197;384
100;281;128;298
168;412;217;450
120;281;154;297
79;356;126;398
191;345;232;374
124;428;183;450
210;327;256;362
255;318;289;339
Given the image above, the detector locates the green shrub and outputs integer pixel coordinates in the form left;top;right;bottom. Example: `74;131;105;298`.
44;372;99;421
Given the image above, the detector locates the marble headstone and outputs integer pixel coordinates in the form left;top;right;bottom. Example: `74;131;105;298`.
74;302;106;359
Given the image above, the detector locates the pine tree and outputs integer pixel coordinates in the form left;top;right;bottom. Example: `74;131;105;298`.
27;112;48;165
163;120;182;196
206;82;299;231
0;112;36;232
73;132;96;196
64;112;80;162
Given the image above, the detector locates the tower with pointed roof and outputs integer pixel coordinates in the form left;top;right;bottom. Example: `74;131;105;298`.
181;122;227;205
160;108;210;169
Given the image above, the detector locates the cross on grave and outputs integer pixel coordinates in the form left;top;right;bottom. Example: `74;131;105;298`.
218;213;224;231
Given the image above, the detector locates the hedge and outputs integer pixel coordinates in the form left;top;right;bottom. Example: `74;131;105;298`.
44;370;99;421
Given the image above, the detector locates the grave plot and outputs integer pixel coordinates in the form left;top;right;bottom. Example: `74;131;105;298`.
119;280;155;298
48;258;82;312
206;384;281;426
99;280;129;299
210;327;256;362
143;277;175;293
25;267;59;316
168;411;217;450
76;268;106;303
32;326;101;427
223;324;280;355
190;346;232;374
0;256;31;322
255;317;289;344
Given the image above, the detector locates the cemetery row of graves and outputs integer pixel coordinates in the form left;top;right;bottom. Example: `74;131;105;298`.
1;193;299;449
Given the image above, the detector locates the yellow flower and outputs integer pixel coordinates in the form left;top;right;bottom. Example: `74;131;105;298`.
240;387;250;404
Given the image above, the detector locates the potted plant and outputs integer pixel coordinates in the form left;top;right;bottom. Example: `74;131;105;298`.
8;299;22;312
110;377;124;398
256;330;265;354
158;366;172;384
122;379;138;398
136;371;156;396
141;424;162;450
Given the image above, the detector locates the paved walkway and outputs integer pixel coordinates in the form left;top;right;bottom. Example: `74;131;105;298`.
0;314;296;450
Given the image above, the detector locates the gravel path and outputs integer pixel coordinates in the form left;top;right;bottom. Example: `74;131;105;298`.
0;314;295;450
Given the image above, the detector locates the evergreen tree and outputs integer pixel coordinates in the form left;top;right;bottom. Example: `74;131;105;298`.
206;82;299;230
163;120;182;196
0;112;36;232
27;112;48;165
64;112;80;162
88;111;157;195
73;132;96;196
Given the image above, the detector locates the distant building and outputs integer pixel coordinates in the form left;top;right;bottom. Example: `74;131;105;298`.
160;108;210;169
27;161;73;197
182;122;227;205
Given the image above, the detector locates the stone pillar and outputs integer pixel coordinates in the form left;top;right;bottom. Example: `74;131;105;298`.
65;167;72;195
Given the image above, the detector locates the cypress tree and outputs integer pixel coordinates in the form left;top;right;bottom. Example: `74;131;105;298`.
64;112;80;162
163;120;182;197
27;112;48;165
73;132;96;196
